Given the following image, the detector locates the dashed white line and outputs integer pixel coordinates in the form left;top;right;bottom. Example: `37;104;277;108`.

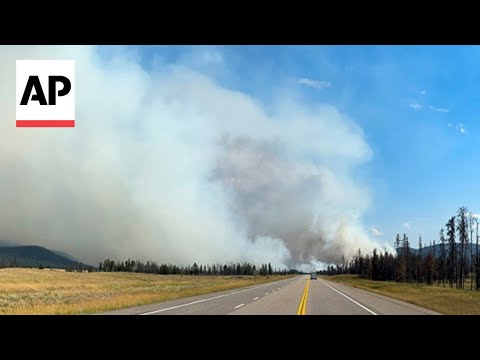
320;280;377;315
265;292;269;295
139;278;291;315
253;297;259;301
234;304;244;309
277;287;280;290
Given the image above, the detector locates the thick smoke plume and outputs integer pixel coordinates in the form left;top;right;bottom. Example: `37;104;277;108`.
0;45;380;269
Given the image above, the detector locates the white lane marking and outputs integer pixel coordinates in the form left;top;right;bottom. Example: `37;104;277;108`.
253;297;259;301
319;280;377;315
265;292;269;295
234;304;244;309
277;287;280;290
139;278;294;315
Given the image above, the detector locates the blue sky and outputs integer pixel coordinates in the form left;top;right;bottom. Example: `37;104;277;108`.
107;45;480;249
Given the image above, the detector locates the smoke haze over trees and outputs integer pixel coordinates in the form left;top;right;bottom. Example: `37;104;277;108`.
98;259;297;276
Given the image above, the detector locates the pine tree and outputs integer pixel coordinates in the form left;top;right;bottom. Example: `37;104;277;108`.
193;262;199;275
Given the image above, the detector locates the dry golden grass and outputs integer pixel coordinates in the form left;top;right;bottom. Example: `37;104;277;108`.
0;268;292;315
324;274;480;315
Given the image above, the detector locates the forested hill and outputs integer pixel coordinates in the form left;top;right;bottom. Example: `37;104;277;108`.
0;245;90;270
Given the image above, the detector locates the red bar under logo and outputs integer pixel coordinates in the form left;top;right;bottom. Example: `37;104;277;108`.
16;120;75;127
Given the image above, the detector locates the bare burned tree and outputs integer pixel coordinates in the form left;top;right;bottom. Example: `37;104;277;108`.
439;228;447;287
457;207;469;289
468;212;475;290
476;216;480;291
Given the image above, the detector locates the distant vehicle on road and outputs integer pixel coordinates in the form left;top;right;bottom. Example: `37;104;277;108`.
310;272;317;280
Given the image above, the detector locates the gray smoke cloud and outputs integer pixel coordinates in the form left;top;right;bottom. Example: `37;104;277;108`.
0;45;380;269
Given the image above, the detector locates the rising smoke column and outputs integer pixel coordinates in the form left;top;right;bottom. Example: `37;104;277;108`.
0;45;379;269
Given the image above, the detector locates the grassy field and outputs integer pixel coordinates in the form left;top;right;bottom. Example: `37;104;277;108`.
323;274;480;315
0;268;293;315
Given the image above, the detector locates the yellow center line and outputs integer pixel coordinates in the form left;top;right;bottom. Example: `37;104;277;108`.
297;279;310;315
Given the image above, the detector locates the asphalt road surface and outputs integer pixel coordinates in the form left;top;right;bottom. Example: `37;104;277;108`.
100;275;440;315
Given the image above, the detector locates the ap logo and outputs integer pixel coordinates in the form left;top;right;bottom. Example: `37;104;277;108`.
16;60;75;127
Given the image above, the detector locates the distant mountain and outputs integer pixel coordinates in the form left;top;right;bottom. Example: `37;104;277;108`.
397;243;480;264
0;245;92;270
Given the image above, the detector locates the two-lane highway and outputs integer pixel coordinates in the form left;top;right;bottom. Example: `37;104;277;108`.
100;275;439;315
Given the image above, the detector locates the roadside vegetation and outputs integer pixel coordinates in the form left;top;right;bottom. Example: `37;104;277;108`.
324;274;480;314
